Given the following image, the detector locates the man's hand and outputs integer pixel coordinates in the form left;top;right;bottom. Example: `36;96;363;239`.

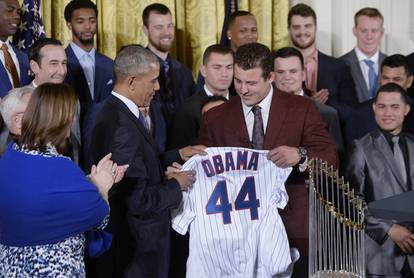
311;89;329;104
388;224;414;253
179;145;207;161
169;170;197;191
165;162;182;179
267;146;300;168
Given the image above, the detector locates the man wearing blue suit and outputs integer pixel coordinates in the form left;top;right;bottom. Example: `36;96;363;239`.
63;0;114;156
341;7;386;103
142;3;195;153
287;3;357;112
0;0;31;97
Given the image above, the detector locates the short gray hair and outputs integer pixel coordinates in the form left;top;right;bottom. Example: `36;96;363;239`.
0;86;34;129
114;45;159;82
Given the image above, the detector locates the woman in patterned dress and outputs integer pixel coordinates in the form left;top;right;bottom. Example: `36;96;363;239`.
0;83;128;277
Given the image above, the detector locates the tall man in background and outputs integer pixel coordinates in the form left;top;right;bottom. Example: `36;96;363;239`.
341;7;386;103
142;3;194;152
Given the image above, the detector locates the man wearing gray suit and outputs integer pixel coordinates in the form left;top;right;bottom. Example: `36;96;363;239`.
341;7;386;103
346;83;414;277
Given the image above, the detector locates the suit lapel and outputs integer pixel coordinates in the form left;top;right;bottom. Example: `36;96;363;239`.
406;135;414;189
263;90;287;149
94;53;104;101
225;97;251;147
109;96;158;151
13;46;28;84
66;46;91;101
372;130;407;190
350;50;369;102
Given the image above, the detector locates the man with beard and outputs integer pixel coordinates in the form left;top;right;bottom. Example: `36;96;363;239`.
0;0;31;97
64;0;114;159
142;3;194;153
288;3;357;113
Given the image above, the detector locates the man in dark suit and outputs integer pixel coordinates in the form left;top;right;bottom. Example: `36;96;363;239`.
0;0;31;97
405;52;414;100
197;42;337;278
169;44;233;149
288;3;357;111
341;7;386;103
343;54;414;145
142;3;194;152
345;83;414;277
273;46;344;154
89;45;199;278
63;0;114;155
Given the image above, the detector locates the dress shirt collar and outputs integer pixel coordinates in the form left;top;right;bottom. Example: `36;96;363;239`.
112;91;140;120
203;84;229;100
0;40;13;50
242;85;273;118
70;42;96;62
355;47;379;63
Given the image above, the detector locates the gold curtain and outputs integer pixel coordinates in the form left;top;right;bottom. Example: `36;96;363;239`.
37;0;289;78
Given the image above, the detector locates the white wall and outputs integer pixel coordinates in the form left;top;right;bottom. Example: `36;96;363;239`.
290;0;414;57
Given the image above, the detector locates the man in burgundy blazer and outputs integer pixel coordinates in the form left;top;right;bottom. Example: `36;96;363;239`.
197;43;337;277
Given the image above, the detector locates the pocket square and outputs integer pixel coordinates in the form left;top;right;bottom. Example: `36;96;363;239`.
106;79;113;85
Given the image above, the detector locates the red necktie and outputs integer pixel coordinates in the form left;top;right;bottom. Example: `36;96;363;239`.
1;43;20;88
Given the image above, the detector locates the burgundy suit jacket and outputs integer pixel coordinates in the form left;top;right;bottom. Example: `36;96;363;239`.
197;89;338;255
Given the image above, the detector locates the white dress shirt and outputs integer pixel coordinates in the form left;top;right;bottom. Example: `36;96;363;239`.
203;85;229;100
70;42;96;99
112;91;140;120
355;47;379;89
241;85;273;141
0;40;21;85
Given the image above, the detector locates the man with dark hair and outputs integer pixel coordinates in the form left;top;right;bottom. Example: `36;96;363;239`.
345;83;414;277
288;3;357;111
343;54;414;144
63;0;114;156
197;42;337;278
0;0;31;96
142;3;194;153
227;10;258;53
273;46;344;154
28;37;81;165
89;45;199;278
169;44;233;149
341;7;386;103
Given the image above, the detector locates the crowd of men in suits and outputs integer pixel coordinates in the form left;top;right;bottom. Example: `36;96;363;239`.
1;0;414;277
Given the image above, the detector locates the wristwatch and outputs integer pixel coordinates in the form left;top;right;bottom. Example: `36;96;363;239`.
298;147;307;164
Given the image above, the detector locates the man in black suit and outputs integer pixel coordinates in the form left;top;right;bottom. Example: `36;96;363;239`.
287;3;357;113
169;44;233;149
89;45;198;278
343;54;414;145
142;3;194;152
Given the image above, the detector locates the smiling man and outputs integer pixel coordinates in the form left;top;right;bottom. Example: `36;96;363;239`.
197;42;337;278
142;3;194;153
345;83;414;277
341;7;386;102
0;0;31;96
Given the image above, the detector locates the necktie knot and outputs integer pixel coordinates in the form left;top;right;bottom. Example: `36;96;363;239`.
252;105;261;115
1;43;8;51
392;136;400;145
363;59;374;68
163;60;170;75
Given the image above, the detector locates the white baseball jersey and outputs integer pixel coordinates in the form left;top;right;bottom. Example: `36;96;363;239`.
172;147;293;278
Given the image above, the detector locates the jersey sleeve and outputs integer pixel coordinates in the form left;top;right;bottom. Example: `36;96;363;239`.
271;167;292;209
171;159;197;235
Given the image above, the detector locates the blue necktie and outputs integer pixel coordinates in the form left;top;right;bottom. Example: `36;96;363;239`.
363;59;378;99
82;53;95;100
138;110;149;131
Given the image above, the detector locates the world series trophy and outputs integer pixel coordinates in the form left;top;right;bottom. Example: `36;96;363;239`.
308;159;365;278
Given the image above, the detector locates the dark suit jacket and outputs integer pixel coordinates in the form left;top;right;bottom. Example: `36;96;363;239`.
64;45;114;147
340;49;386;103
0;44;31;97
151;56;194;152
406;52;414;100
317;51;358;109
197;89;338;255
345;130;414;275
168;90;209;149
89;95;182;278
